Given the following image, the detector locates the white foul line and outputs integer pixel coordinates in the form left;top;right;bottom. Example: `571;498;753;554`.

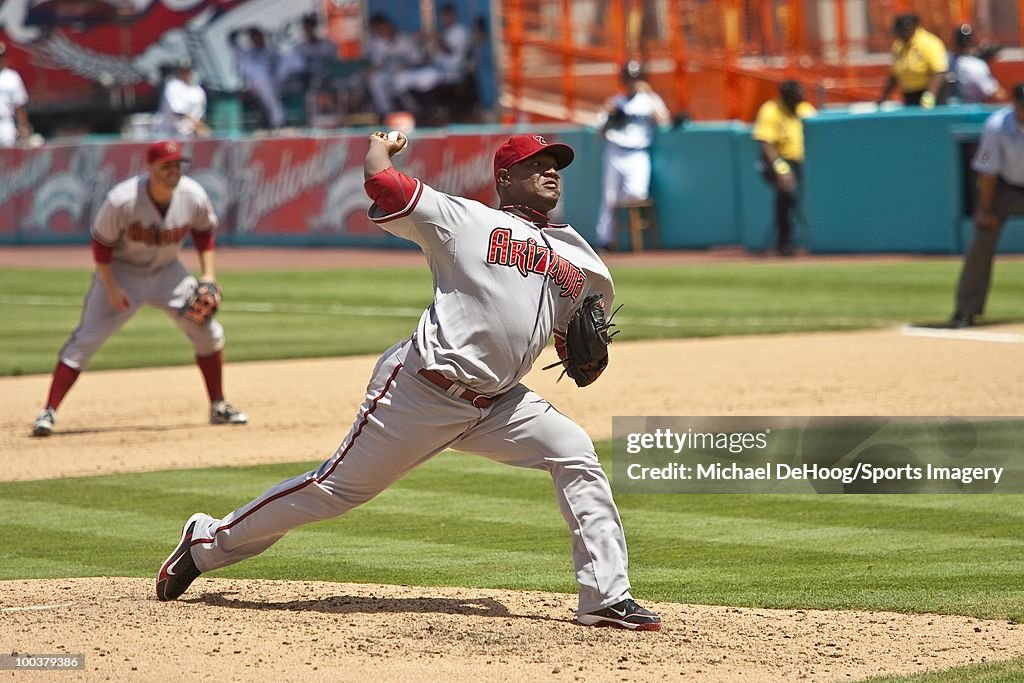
1;602;76;613
901;324;1024;344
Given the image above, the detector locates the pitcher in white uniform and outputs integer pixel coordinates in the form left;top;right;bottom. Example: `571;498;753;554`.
31;140;248;437
594;61;671;250
156;133;662;631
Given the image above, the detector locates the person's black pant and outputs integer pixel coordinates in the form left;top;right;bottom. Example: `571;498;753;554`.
955;179;1024;318
764;161;802;252
903;89;926;106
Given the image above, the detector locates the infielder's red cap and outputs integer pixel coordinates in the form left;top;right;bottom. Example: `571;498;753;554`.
146;140;187;165
493;134;574;180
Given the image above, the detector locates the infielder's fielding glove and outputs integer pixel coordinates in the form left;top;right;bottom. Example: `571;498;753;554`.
544;293;621;387
180;280;221;325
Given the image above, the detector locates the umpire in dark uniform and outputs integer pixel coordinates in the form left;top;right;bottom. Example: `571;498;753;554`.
950;82;1024;328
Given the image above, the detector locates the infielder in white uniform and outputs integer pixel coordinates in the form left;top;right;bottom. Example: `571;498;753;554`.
594;61;670;250
31;140;247;437
156;133;662;631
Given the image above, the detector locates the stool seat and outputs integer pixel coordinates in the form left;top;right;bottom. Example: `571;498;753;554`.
612;199;659;252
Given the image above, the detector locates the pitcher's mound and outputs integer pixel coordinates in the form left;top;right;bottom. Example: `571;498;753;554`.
2;577;1022;682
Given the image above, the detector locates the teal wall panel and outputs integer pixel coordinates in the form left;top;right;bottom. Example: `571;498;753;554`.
651;123;745;248
733;133;778;252
554;128;603;243
801;107;993;253
959;218;1024;254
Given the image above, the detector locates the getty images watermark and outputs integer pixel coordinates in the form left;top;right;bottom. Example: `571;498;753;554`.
611;417;1024;494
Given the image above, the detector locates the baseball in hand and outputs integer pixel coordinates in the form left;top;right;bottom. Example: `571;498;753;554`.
387;130;407;156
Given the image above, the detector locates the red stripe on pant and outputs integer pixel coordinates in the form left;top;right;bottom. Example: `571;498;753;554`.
190;363;404;546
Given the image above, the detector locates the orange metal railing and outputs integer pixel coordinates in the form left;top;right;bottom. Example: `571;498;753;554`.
501;0;1024;123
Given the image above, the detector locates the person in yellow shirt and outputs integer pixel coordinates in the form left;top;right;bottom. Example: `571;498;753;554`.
753;80;816;256
878;14;948;108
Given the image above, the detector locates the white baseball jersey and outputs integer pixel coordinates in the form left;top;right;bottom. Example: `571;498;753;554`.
156;76;208;138
369;181;614;395
92;175;217;272
599;90;670;150
955;54;1000;104
58;173;223;371
433;22;471;78
233;43;285;128
973;108;1024;186
0;66;29;146
278;38;338;85
366;33;424;72
365;32;427;113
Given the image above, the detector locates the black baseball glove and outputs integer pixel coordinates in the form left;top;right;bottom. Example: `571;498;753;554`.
606;107;628;128
180;280;221;325
545;294;621;387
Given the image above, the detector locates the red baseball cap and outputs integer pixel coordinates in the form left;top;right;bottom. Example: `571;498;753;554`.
146;140;188;165
493;134;574;180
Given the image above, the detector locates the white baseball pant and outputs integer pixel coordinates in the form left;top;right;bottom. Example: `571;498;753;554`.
595;143;653;247
59;260;224;370
188;337;633;615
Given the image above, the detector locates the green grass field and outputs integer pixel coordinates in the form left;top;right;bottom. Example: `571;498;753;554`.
4;259;1023;681
3;260;1024;376
2;448;1022;622
864;659;1024;683
2;449;1022;681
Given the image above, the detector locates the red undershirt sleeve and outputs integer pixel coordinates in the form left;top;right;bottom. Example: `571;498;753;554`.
364;167;420;214
554;331;568;361
191;228;215;252
91;237;113;264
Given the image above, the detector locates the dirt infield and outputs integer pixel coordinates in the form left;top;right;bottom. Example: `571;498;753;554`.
3;578;1022;682
5;328;1024;481
4;246;1024;681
